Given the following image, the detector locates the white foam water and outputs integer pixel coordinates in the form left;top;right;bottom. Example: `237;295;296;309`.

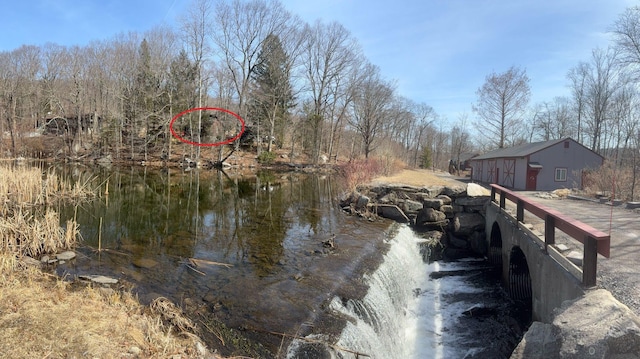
328;225;488;359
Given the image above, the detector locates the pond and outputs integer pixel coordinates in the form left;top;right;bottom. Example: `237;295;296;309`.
53;164;391;357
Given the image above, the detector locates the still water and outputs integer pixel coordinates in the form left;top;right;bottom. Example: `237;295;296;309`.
53;165;390;356
49;164;520;358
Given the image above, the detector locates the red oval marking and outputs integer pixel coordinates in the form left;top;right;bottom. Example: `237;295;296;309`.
169;107;246;147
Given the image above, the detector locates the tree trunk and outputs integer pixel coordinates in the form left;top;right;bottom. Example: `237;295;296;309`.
8;95;18;156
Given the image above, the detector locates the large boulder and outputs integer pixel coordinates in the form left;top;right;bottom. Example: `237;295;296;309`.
510;289;640;359
376;204;410;223
469;230;488;255
423;186;444;198
447;234;469;249
456;196;490;213
423;198;444;210
399;199;423;214
416;207;446;224
436;194;452;205
510;322;560;359
440;204;454;219
467;183;491;197
452;212;485;237
442;185;466;197
455;196;490;207
355;194;370;210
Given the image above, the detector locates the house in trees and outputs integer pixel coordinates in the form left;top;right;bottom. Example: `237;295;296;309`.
469;138;603;191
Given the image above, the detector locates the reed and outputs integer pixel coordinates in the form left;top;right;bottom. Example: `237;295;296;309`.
0;164;87;264
0;209;79;259
0;165;93;214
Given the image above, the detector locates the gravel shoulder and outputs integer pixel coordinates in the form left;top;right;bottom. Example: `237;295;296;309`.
515;193;640;315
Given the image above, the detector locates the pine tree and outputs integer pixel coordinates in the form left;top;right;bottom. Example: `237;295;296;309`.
165;50;198;158
125;39;164;160
250;34;294;153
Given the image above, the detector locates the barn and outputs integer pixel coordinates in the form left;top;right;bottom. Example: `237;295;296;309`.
469;138;603;191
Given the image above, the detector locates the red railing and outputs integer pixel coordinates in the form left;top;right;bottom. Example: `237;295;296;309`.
490;184;610;287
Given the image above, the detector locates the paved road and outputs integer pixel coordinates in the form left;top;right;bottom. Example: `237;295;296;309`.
515;192;640;315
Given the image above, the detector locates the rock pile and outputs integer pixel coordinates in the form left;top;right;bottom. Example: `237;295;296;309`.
340;182;491;259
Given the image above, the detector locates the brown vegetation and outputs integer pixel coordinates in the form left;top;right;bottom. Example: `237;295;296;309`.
0;264;209;358
337;157;405;190
582;161;640;201
0;165;215;358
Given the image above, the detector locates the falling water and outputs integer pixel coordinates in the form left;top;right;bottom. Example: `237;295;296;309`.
324;224;519;359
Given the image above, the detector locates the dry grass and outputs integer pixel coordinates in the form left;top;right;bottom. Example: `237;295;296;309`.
0;165;218;359
0;262;210;358
0;164;84;260
0;209;79;258
582;161;640;201
369;168;464;187
0;164;94;212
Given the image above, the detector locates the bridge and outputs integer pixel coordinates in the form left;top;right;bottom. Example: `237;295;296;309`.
486;184;611;323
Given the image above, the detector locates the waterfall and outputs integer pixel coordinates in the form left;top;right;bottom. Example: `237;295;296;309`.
327;225;486;359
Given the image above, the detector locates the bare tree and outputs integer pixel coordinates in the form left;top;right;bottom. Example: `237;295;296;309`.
580;48;624;152
181;0;214;162
473;66;530;148
607;80;637;163
301;20;359;163
531;97;574;141
212;0;294;126
349;63;395;158
612;6;640;77
567;63;589;144
450;113;473;175
410;103;436;167
0;46;42;156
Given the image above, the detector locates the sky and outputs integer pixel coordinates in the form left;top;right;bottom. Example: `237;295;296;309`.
0;0;636;125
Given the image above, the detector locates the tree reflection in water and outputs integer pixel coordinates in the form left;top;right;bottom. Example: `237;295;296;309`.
50;164;378;356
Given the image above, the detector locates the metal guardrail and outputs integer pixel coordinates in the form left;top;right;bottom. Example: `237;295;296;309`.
490;184;610;287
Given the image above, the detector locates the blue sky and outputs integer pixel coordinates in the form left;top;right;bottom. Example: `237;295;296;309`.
1;0;635;124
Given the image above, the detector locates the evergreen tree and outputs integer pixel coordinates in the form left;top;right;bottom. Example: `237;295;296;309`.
164;49;198;159
167;50;198;114
250;34;294;153
124;39;164;159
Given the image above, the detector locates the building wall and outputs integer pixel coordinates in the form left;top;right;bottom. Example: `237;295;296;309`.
471;158;527;189
514;158;528;189
529;140;603;191
472;139;603;191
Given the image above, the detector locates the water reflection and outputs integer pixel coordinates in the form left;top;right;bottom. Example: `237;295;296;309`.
50;164;387;356
56;167;336;275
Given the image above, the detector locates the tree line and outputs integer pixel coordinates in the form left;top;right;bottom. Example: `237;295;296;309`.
473;5;640;163
1;0;462;169
9;2;640;175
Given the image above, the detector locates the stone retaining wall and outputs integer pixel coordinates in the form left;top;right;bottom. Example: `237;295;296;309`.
340;182;491;259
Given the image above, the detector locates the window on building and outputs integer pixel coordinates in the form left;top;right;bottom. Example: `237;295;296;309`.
564;141;570;148
555;168;567;182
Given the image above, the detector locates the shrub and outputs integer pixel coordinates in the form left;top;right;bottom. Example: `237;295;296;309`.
257;151;276;165
583;161;636;200
337;157;385;190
